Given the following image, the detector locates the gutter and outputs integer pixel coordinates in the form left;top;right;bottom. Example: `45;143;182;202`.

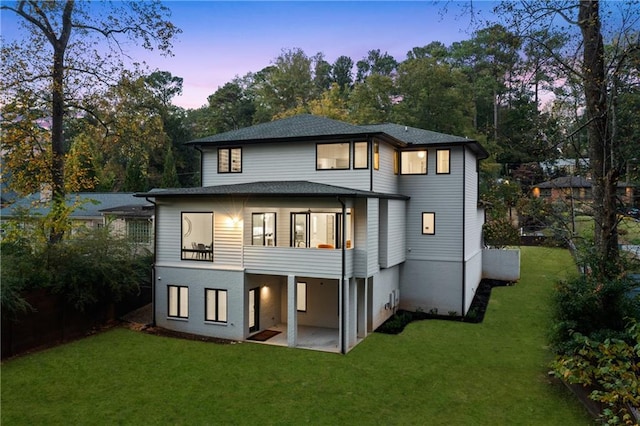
338;196;347;354
146;197;158;327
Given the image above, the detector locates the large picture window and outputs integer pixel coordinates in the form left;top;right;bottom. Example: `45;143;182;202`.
181;212;213;261
218;147;242;173
401;150;427;174
353;141;368;169
317;143;350;170
205;289;228;323
168;285;188;318
436;149;450;174
252;213;276;246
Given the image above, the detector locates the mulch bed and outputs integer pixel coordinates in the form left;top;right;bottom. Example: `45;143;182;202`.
376;279;513;334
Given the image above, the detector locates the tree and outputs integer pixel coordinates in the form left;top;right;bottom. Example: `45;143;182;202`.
495;0;640;279
331;55;354;93
0;0;180;243
355;49;398;82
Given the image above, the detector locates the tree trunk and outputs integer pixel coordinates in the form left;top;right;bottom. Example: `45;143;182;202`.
578;0;619;278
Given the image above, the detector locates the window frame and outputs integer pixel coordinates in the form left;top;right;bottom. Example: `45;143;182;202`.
316;142;351;170
205;288;228;323
353;141;369;169
126;219;152;244
401;150;428;175
251;212;276;246
436;149;451;174
181;211;214;261
422;212;436;235
393;150;399;175
218;147;242;173
168;285;189;319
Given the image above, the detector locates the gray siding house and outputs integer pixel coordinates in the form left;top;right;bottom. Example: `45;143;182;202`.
137;114;488;353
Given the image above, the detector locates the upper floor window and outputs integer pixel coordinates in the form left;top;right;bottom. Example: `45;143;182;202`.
181;212;213;261
436;149;450;174
373;141;380;170
353;141;368;169
252;212;276;246
317;143;350;170
218;148;242;173
291;211;352;249
401;150;427;174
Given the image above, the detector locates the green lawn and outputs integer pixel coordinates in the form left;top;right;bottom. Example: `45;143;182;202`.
575;214;640;244
1;247;593;425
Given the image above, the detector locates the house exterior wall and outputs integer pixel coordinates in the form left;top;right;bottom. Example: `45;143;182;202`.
379;199;406;268
399;259;463;314
398;146;468;314
370;266;401;331
372;139;399;194
154;266;245;340
202;141;371;191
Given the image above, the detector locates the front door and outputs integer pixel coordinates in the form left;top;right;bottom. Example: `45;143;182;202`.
249;288;259;333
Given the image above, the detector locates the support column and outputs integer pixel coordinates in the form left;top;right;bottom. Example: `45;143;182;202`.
287;275;297;348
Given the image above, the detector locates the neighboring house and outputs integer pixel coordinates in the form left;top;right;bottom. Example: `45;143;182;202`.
532;176;635;208
136;114;489;353
0;192;154;246
540;158;590;177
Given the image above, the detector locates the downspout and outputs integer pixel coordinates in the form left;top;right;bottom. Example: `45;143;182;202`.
194;146;204;186
146;197;158;327
461;149;466;316
338;196;347;354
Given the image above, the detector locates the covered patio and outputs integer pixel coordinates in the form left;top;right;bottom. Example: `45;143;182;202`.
247;324;340;353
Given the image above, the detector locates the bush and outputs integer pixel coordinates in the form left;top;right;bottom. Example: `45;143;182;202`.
550;273;640;354
550;321;640;425
483;218;520;248
1;225;151;313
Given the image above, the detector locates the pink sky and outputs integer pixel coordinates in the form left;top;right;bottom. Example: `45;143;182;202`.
1;1;495;109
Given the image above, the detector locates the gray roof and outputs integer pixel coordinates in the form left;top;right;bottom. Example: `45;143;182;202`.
189;114;381;145
136;181;409;200
187;114;486;157
534;176;634;189
0;192;152;219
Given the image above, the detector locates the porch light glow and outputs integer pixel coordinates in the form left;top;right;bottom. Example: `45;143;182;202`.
226;215;240;227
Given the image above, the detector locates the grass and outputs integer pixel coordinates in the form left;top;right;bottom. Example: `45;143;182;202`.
1;247;593;425
574;214;640;244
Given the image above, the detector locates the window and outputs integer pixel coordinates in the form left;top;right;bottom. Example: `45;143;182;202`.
205;289;228;323
168;285;188;318
436;149;450;174
291;211;352;248
297;282;307;312
422;212;435;235
373;141;379;170
252;213;276;246
181;212;213;261
401;150;427;174
317;143;350;170
354;141;368;169
393;150;399;175
126;219;151;244
218;148;242;173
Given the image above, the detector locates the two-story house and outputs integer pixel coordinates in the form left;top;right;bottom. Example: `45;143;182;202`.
137;114;488;353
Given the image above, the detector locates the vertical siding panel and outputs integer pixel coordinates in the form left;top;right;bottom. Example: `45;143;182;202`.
367;199;379;276
372;140;399;194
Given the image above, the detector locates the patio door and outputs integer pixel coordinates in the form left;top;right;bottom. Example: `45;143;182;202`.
249;288;259;333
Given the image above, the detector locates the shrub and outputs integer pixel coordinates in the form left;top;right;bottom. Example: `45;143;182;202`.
549;273;640;354
1;224;151;313
550;321;640;425
483;218;520;248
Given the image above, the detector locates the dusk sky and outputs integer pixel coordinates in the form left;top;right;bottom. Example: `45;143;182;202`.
1;1;496;109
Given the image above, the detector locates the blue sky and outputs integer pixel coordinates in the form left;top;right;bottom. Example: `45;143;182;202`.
1;1;495;109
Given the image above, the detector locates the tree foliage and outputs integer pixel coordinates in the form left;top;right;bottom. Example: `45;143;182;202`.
1;0;180;242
